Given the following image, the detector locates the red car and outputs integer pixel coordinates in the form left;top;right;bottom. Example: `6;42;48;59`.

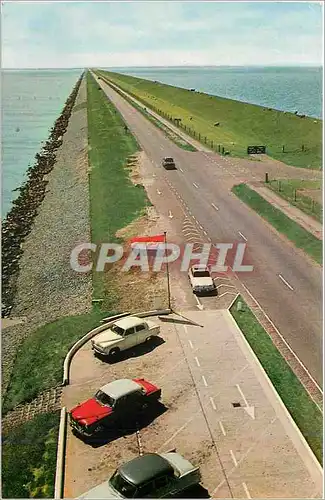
69;378;161;437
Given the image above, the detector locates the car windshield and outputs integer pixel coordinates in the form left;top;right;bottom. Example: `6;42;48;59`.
95;390;115;407
110;471;137;498
111;324;125;336
165;158;173;162
193;270;210;277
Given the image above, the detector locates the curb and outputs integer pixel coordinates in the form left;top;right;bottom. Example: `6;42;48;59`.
62;309;171;386
54;407;67;499
227;292;240;311
226;311;323;484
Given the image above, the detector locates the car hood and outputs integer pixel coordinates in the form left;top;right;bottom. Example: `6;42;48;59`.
70;398;113;426
192;277;214;287
93;329;123;346
79;480;122;499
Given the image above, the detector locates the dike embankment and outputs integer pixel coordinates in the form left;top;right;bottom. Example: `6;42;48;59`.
2;73;92;394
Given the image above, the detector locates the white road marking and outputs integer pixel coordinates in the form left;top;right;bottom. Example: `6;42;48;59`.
236;384;255;419
179;167;184;172
195;295;204;310
242;482;251;499
278;274;294;291
188;339;194;349
194;356;200;367
193;182;199;189
157;189;162;195
183;325;188;334
216;284;236;289
238;231;247;241
219;421;226;435
230;449;238;467
210;397;217;411
168;210;173;219
203;230;208;236
202;375;208;387
211;203;219;211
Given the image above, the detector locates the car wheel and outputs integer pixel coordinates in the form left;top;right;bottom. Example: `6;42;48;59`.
109;347;120;358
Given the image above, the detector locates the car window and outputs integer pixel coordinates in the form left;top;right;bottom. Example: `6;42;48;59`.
124;327;135;336
94;390;115;407
154;476;169;489
136;480;154;497
135;324;146;332
193;270;210;277
111;324;125;336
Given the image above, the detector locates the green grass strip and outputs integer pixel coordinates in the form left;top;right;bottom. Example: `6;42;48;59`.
2;411;60;498
267;179;322;223
231;297;322;464
232;183;322;264
3;310;111;412
87;72;148;302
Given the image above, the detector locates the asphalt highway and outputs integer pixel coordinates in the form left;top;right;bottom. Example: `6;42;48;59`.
94;74;322;387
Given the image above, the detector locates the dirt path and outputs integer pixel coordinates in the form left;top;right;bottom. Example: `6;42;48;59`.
248;183;323;240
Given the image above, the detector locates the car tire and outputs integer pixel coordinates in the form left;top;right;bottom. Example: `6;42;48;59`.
109;347;120;358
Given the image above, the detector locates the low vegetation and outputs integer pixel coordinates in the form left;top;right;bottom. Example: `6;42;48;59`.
96;70;322;170
87;72;148;303
3;310;110;412
232;183;322;264
2;412;60;498
266;178;322;223
231;297;323;464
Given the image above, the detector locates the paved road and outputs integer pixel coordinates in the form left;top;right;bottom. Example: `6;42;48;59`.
63;312;322;498
94;74;322;387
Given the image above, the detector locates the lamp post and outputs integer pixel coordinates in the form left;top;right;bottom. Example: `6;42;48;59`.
164;231;172;310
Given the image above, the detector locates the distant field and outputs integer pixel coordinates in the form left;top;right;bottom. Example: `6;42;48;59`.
97;70;322;170
267;179;322;223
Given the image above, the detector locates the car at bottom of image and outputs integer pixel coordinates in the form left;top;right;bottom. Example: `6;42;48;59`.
79;452;201;499
188;264;216;295
162;157;177;170
69;378;161;437
91;316;160;358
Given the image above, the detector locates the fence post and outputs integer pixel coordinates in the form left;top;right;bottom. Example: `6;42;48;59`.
294;189;297;202
204;136;207;143
199;133;201;140
302;144;305;152
222;147;225;154
278;180;281;192
218;145;220;152
282;145;285;153
211;140;213;148
265;172;269;183
193;130;196;137
312;199;315;212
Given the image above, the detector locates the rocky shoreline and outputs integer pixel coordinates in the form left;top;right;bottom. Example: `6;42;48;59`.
2;73;84;318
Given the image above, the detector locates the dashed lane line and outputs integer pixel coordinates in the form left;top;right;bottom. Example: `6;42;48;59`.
219;421;226;436
193;182;199;189
194;356;201;367
230;449;238;467
211;203;219;211
202;375;208;387
188;339;194;349
210;397;217;411
238;231;247;241
278;274;294;291
242;482;252;499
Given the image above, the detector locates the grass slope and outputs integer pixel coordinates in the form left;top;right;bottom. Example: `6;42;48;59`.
232;183;322;264
3;310;111;412
231;297;322;464
96;70;322;170
2;412;60;498
267;179;322;223
87;72;148;302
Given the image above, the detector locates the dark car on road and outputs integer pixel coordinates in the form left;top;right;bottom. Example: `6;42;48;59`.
79;452;201;498
162;157;176;170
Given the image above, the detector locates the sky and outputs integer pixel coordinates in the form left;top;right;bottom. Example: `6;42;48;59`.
1;1;323;68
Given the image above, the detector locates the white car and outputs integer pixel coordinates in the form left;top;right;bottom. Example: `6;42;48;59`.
188;265;216;295
91;316;160;358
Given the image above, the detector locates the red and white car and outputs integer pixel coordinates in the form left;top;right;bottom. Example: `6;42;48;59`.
69;378;161;437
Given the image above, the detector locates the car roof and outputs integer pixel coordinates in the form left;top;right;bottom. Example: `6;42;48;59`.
114;316;145;330
192;264;209;270
118;453;174;486
100;379;141;399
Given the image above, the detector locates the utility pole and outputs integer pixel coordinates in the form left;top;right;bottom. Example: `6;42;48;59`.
164;231;172;310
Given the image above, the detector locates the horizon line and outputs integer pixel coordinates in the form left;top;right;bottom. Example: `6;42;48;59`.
2;63;322;70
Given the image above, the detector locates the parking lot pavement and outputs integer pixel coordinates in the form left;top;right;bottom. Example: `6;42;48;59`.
171;310;322;499
63;312;322;499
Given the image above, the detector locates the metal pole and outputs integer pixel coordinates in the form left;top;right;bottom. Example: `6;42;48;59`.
164;231;172;310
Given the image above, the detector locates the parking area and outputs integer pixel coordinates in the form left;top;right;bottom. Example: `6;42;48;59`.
63;311;322;499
